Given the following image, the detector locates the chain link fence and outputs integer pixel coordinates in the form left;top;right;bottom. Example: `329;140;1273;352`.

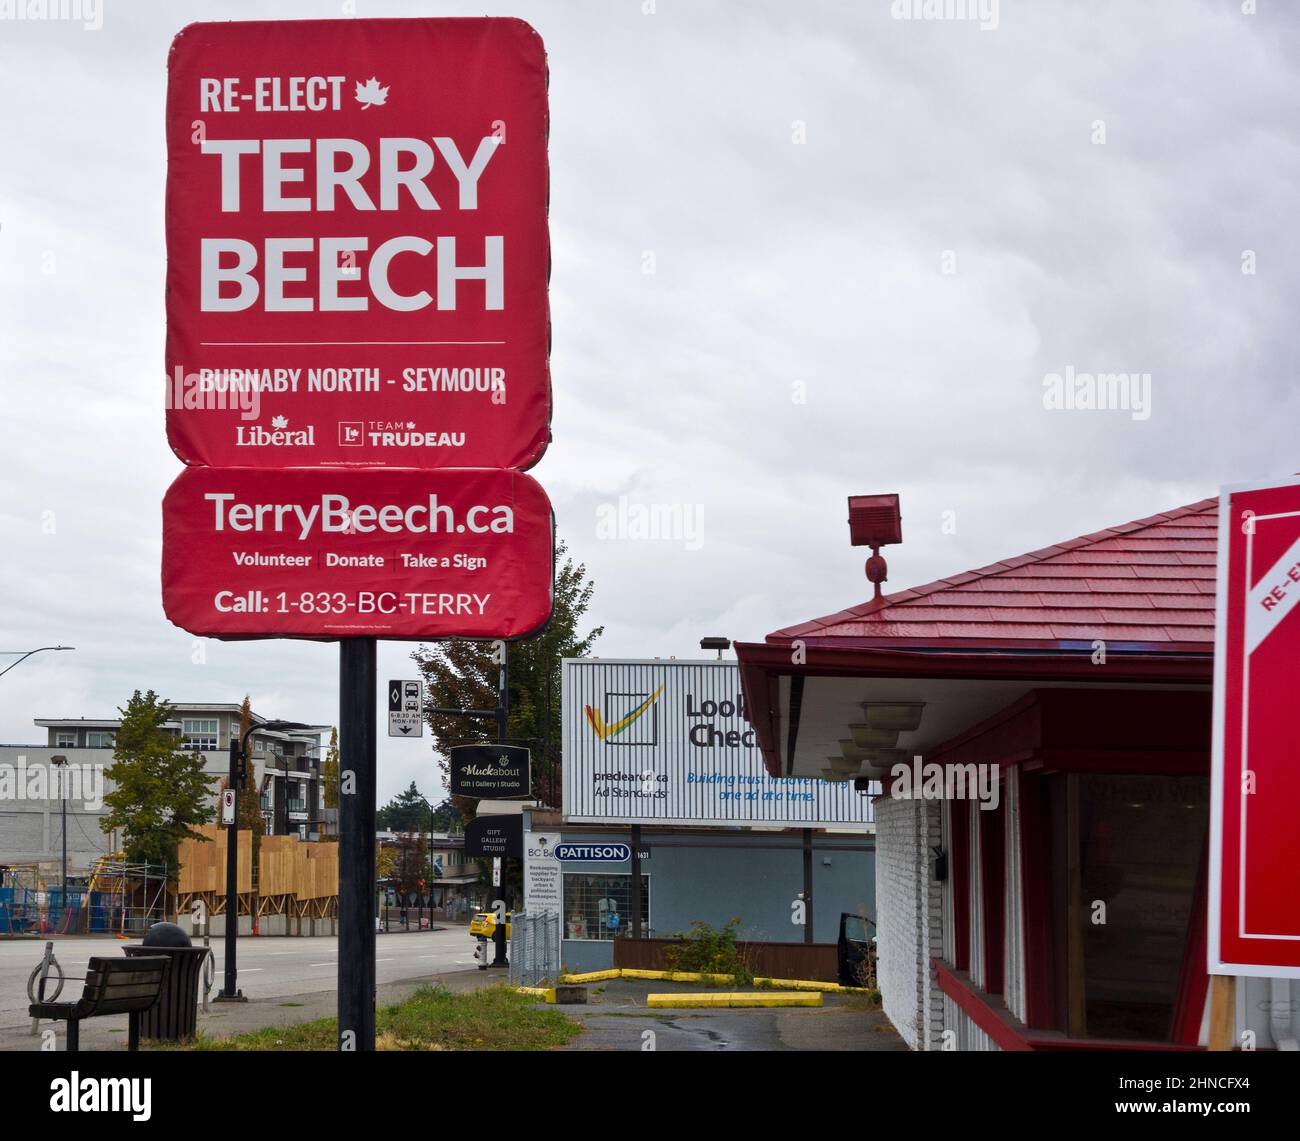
508;910;561;988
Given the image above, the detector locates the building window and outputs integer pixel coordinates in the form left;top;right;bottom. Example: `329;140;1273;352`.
55;733;76;748
562;873;649;941
1043;772;1208;1042
86;732;114;748
182;719;219;751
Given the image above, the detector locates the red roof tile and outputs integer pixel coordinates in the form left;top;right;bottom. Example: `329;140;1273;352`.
767;497;1218;649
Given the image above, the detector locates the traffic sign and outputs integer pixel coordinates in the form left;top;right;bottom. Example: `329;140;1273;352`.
221;788;237;825
165;18;551;470
388;679;423;738
161;465;554;639
1210;475;1300;977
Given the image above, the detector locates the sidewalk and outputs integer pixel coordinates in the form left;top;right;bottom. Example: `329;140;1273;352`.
0;968;500;1052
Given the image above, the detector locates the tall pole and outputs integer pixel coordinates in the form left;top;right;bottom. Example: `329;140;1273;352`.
216;735;245;1000
490;646;509;968
802;827;814;945
630;824;642;939
338;637;377;1050
60;784;67;906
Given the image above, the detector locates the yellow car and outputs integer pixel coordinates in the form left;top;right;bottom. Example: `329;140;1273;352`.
469;910;511;939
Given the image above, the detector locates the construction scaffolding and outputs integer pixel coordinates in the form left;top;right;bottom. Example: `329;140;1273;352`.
0;856;169;937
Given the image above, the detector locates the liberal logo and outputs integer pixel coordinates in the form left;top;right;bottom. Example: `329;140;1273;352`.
235;416;315;447
584;686;664;745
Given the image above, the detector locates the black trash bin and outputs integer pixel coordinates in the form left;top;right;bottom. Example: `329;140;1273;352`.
123;922;210;1042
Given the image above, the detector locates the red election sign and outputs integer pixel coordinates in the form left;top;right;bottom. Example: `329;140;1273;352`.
1210;475;1300;978
162;466;553;640
165;18;550;470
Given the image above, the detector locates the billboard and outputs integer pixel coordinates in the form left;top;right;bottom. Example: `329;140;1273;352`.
165;18;550;470
162;466;553;639
562;659;874;829
1209;475;1300;978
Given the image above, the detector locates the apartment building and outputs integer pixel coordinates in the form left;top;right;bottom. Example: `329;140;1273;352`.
1;703;330;878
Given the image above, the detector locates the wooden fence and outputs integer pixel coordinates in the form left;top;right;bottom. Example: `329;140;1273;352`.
177;826;338;919
613;937;840;983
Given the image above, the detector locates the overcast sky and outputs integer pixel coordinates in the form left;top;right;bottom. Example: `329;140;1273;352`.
1;0;1297;803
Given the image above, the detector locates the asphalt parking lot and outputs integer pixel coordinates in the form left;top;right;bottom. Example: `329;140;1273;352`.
556;978;907;1052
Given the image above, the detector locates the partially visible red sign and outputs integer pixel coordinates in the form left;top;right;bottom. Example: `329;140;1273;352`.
165;18;550;469
1210;476;1300;977
162;466;553;640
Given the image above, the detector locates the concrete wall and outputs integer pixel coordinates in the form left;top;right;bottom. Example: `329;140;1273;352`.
0;746;115;872
552;828;874;975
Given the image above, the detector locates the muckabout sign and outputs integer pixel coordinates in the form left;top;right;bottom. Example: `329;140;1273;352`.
161;466;553;639
449;744;530;798
165;18;550;470
1210;475;1300;978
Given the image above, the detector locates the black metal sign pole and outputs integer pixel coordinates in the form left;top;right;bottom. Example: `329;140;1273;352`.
215;735;243;1001
338;637;377;1050
491;648;510;967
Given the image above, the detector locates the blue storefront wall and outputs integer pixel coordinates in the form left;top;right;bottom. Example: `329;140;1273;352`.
545;826;875;974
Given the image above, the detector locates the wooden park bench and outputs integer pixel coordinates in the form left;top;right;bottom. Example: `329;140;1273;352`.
29;955;170;1052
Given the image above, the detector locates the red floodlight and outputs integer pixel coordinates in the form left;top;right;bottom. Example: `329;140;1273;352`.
847;494;902;600
847;494;902;547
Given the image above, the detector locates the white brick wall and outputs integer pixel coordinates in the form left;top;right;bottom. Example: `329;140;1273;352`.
875;793;944;1050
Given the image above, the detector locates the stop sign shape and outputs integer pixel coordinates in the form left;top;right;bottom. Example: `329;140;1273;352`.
1210;475;1300;977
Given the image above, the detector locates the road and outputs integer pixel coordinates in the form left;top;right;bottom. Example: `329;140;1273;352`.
0;926;480;1027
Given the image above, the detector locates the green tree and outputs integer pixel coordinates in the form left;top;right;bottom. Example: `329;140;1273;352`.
322;726;340;810
377;781;433;832
414;540;601;818
392;832;429;897
101;690;213;876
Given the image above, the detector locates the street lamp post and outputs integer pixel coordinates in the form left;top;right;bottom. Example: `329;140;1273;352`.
51;755;68;913
215;718;313;1002
0;646;74;680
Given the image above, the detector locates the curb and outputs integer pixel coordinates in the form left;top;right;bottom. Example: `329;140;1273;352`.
646;991;824;1009
558;968;869;994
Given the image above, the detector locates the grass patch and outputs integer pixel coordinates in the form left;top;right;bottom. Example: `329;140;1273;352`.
278;1002;305;1008
162;984;583;1052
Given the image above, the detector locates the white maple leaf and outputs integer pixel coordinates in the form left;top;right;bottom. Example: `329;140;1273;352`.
406;421;416;430
355;77;389;109
271;415;288;429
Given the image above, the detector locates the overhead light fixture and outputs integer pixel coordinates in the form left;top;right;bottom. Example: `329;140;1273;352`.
823;755;862;775
859;702;925;732
848;724;902;749
699;636;731;660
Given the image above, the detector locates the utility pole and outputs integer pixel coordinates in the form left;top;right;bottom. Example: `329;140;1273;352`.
215;730;245;1002
491;648;510;968
217;716;312;1003
427;644;512;968
51;756;68;914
